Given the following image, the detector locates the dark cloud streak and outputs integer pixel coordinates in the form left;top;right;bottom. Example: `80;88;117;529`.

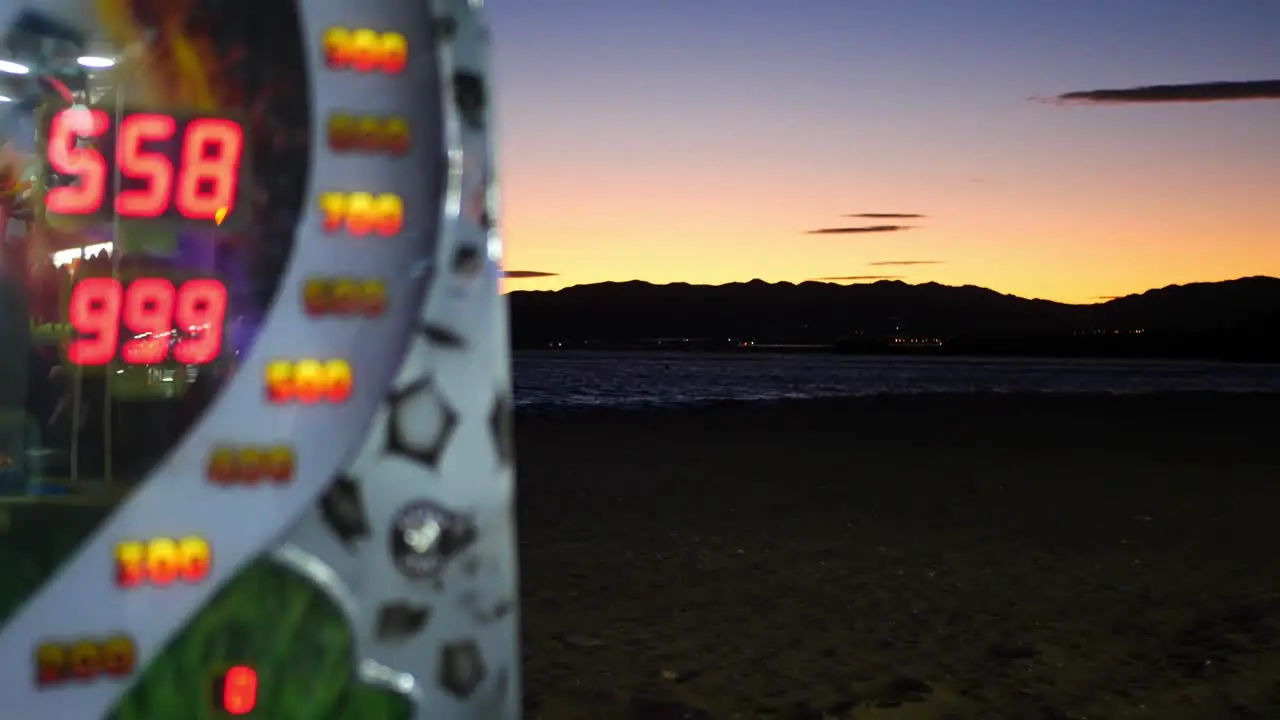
806;225;916;235
868;260;942;266
814;275;905;281
844;213;926;219
503;270;559;278
1046;79;1280;105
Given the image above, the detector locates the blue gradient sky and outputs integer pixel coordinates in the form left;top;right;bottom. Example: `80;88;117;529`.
489;1;1279;302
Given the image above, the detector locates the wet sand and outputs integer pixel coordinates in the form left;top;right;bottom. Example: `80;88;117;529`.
515;393;1280;719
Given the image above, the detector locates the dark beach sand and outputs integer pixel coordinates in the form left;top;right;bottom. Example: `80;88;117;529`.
515;393;1280;719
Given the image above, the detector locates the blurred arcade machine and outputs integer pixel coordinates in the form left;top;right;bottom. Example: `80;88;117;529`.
0;14;238;515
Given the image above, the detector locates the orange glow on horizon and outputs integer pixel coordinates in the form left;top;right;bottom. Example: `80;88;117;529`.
497;112;1279;305
489;4;1279;306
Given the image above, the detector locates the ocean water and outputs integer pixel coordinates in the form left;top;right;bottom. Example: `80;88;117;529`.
512;351;1280;412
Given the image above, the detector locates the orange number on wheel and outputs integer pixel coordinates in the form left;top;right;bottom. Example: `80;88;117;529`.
264;360;295;403
327;114;409;155
67;640;100;680
322;359;354;402
34;643;65;686
292;358;326;404
318;192;403;236
354;115;382;150
329;277;359;314
303;277;387;316
237;446;263;482
115;540;147;588
33;636;135;686
318;191;348;233
209;446;294;485
178;536;212;582
323;28;407;74
378;32;408;73
348;29;382;72
144;537;181;585
207;447;235;483
321;27;353;69
115;537;211;588
383;116;410;154
360;279;388;316
326;113;357;151
302;277;330;315
265;359;353;404
373;194;404;236
101;636;136;677
265;446;295;482
344;192;377;235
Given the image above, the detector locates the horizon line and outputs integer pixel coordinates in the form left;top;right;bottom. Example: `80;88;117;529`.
502;274;1279;305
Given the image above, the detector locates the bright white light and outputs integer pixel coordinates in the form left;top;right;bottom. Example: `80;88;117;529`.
0;96;10;103
51;242;114;267
76;56;115;69
51;249;81;267
0;60;30;75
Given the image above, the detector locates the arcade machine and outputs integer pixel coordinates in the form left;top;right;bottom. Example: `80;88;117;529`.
0;1;518;718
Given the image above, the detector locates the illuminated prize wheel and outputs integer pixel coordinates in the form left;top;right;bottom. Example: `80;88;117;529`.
0;1;517;719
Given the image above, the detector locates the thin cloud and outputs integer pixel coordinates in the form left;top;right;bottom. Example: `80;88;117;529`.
1096;295;1121;301
1042;79;1280;105
814;275;905;281
503;270;558;278
868;260;943;266
844;213;926;219
806;225;916;235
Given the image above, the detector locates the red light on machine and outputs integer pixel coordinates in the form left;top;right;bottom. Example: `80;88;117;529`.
67;277;227;366
213;665;258;715
43;107;248;226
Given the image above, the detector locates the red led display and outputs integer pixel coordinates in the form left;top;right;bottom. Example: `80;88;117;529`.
43;107;247;226
215;665;258;716
67;277;227;366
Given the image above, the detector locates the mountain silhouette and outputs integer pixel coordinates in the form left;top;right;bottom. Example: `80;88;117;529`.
508;276;1280;361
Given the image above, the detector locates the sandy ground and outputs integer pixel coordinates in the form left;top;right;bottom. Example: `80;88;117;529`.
514;393;1280;719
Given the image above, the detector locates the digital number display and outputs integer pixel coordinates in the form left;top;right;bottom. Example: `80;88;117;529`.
303;276;387;317
264;359;354;404
212;665;259;716
318;191;404;236
67;277;227;366
41;107;249;227
327;113;409;155
207;445;295;485
114;536;213;589
33;635;136;687
322;28;408;74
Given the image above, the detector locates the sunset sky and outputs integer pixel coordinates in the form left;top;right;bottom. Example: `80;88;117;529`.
489;0;1279;303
